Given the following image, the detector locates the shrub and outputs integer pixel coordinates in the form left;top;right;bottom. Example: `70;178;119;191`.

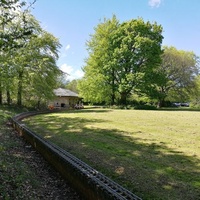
134;104;157;110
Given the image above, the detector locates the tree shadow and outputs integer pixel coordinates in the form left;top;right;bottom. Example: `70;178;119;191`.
66;108;113;113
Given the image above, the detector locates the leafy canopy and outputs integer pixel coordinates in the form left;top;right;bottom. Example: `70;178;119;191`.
78;15;163;105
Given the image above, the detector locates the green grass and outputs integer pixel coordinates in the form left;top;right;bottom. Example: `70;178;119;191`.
23;108;200;200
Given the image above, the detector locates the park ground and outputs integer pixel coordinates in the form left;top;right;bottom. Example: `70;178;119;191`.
1;105;200;199
0;106;81;200
23;107;200;200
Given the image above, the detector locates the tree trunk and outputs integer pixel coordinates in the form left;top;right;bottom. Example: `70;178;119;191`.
111;92;115;105
0;82;2;105
157;87;167;108
157;98;165;108
17;71;23;106
37;100;40;110
120;92;127;105
111;69;115;105
7;90;11;105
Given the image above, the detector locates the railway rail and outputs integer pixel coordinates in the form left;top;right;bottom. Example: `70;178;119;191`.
11;110;142;200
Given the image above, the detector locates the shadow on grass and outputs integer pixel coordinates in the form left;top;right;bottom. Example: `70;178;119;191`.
67;108;113;113
24;110;200;200
158;107;200;112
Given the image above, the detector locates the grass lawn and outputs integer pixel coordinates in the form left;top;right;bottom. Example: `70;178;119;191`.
23;108;200;200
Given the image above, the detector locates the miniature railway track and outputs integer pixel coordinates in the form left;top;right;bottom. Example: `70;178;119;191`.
11;110;142;200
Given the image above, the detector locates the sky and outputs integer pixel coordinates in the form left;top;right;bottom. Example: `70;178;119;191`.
30;0;200;81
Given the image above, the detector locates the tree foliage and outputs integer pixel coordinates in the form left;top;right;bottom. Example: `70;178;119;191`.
0;4;63;107
65;79;79;93
0;0;36;50
154;46;199;106
189;75;200;108
78;16;163;105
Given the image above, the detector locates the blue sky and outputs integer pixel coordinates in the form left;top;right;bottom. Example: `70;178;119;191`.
31;0;200;81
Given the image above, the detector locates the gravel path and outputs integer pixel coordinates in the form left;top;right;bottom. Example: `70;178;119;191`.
0;122;82;200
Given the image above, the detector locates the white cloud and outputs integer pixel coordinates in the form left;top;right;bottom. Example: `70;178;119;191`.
74;69;84;79
148;0;162;8
65;44;70;51
59;64;84;81
60;63;73;74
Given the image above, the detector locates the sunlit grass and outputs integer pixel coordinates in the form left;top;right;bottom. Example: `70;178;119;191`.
23;108;200;200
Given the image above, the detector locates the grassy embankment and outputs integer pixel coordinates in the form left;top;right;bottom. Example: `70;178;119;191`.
23;108;200;200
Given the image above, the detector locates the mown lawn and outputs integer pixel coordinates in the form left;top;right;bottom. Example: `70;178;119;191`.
23;108;200;200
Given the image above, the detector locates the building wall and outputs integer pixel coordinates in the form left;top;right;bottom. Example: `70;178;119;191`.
49;96;79;108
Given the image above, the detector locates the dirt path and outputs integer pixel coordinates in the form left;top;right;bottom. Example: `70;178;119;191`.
0;122;82;200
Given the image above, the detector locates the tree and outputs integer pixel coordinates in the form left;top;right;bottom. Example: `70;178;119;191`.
0;0;37;105
0;9;63;107
79;16;163;105
111;18;163;104
189;75;200;108
1;11;40;105
79;15;119;104
65;79;79;93
13;28;62;106
16;32;62;107
153;46;199;106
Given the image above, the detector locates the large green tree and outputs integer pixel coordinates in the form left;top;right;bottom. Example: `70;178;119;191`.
0;0;38;105
79;16;163;105
153;46;199;106
78;16;119;104
13;30;62;106
189;75;200;108
0;9;62;107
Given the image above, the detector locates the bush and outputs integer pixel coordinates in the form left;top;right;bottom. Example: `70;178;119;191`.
189;102;200;109
134;104;157;110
